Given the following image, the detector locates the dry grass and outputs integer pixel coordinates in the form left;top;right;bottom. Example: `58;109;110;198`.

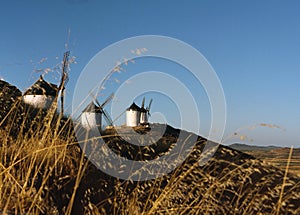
0;100;79;214
0;83;300;214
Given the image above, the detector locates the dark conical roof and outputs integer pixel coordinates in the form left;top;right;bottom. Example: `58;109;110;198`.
82;101;103;113
126;102;141;111
24;76;58;96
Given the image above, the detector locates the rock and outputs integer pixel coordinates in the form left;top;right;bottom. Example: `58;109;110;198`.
0;80;22;121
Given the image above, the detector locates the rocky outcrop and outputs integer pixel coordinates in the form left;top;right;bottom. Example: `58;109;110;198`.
0;80;22;121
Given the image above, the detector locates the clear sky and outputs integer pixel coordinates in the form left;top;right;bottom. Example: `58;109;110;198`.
0;0;299;147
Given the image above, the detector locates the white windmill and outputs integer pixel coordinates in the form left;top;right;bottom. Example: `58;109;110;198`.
23;51;70;112
140;98;152;126
81;93;114;130
23;75;58;109
126;102;141;127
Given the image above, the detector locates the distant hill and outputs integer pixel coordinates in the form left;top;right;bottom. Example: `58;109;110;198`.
228;143;281;151
228;143;300;177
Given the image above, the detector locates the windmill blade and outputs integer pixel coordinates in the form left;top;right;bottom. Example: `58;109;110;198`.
141;97;145;109
93;96;101;108
103;109;113;126
146;98;153;117
94;99;101;108
100;93;114;108
147;99;153;111
89;91;101;108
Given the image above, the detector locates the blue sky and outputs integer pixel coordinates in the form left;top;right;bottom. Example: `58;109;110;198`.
0;0;299;147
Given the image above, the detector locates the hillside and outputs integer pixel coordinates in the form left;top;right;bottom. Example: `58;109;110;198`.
229;143;300;177
1;80;300;214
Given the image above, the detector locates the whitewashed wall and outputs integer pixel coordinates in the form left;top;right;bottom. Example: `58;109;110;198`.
81;112;102;130
23;95;55;109
126;110;140;127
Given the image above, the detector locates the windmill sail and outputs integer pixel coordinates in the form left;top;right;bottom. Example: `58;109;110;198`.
103;109;113;126
141;97;145;109
146;98;153;116
100;93;114;109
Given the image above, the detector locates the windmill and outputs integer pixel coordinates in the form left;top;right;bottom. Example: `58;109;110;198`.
140;98;152;126
94;94;114;128
139;97;147;125
81;93;114;130
23;75;58;109
126;102;141;127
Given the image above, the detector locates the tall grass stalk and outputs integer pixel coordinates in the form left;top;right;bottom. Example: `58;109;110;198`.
276;146;293;215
